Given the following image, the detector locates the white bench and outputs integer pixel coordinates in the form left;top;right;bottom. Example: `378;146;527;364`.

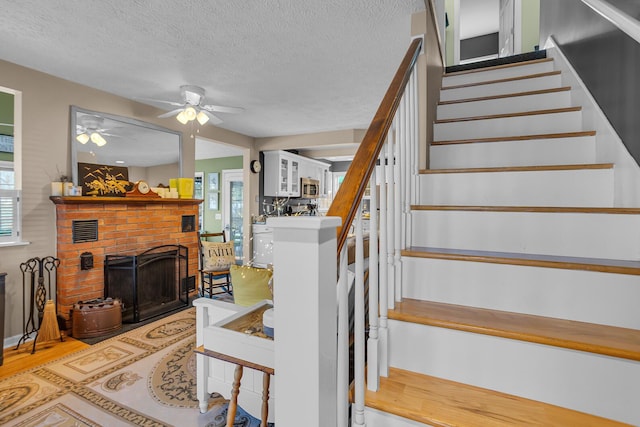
194;297;275;422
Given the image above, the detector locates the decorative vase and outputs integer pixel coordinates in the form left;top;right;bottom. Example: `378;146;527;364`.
178;178;194;199
51;182;63;196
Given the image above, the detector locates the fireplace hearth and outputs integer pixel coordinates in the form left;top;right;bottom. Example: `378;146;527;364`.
104;245;189;323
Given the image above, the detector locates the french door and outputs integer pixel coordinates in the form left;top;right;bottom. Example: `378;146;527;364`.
222;169;244;261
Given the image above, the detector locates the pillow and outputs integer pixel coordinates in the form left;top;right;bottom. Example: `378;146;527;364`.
230;265;273;307
202;240;235;271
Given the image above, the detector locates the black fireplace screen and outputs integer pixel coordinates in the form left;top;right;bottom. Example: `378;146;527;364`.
104;245;188;323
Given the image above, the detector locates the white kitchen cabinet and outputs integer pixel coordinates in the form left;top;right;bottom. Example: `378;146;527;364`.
319;165;330;197
299;158;331;197
263;151;300;197
263;151;330;198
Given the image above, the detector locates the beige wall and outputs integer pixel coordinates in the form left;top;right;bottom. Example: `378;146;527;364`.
0;59;254;342
413;4;444;170
256;129;364;159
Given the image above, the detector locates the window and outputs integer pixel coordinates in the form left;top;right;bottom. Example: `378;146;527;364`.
0;87;21;244
0;157;19;243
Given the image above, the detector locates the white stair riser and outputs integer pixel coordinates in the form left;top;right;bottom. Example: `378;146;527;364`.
388;321;640;425
440;74;562;102
401;257;640;329
430;135;596;169
437;90;571;120
363;407;433;427
434;110;582;141
411;210;640;260
443;61;555;87
418;168;613;207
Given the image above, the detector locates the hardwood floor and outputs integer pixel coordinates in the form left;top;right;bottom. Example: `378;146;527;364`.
0;336;90;380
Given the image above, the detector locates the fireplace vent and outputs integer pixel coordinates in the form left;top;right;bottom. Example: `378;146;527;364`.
72;220;98;243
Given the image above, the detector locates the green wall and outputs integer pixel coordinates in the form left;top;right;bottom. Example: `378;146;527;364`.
521;0;540;53
195;156;243;233
0;91;14;161
0;91;14;137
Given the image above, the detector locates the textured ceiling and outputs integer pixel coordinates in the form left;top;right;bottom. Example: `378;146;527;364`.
0;0;425;138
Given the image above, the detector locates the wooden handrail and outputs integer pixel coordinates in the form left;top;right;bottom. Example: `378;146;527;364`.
327;38;422;254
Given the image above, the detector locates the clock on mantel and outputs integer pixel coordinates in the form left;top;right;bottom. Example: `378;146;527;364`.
126;180;160;197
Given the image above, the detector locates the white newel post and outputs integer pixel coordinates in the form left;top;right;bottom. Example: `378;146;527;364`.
268;216;341;427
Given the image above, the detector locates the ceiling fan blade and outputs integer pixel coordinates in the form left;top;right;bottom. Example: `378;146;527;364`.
158;108;184;118
201;104;244;114
137;97;185;107
201;110;223;125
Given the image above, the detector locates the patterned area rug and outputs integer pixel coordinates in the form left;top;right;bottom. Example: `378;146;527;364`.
0;308;270;426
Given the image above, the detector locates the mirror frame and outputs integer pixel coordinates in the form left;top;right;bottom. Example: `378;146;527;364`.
70;105;182;186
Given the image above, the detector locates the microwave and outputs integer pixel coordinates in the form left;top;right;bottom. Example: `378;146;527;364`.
301;178;320;198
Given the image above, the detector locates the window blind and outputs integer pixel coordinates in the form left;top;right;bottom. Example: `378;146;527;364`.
0;189;20;241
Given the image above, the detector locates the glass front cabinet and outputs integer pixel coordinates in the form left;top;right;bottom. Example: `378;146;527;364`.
264;151;300;197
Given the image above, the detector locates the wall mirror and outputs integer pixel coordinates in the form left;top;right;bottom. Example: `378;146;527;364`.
70;106;182;190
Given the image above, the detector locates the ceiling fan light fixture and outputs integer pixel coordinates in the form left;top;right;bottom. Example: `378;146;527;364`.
91;132;107;147
176;110;189;124
76;133;90;144
184;106;197;121
156;85;242;126
196;110;209;125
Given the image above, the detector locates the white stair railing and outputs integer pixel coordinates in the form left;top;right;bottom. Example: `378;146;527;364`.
337;244;349;427
378;146;390;378
271;38;422;427
342;64;420;426
367;165;380;392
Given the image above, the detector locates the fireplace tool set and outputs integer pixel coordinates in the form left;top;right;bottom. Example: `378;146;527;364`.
16;256;63;354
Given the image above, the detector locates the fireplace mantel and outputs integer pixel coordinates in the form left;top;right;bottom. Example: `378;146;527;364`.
50;196;203;205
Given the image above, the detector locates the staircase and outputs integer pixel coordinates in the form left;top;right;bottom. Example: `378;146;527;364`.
363;57;640;426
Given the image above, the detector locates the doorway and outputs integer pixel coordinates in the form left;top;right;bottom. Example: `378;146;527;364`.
222;169;244;261
445;0;539;67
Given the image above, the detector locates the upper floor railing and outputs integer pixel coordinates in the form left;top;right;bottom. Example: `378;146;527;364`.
581;0;640;44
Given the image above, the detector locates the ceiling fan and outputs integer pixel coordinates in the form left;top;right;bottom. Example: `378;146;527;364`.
149;85;244;126
76;115;114;147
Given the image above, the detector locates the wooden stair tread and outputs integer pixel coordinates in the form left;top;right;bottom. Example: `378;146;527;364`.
402;246;640;275
435;106;581;124
389;299;640;361
443;57;554;78
438;86;571;105
420;163;613;174
411;205;640;214
366;367;631;426
442;70;561;90
432;130;596;145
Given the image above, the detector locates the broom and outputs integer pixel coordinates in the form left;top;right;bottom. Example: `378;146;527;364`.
37;258;62;344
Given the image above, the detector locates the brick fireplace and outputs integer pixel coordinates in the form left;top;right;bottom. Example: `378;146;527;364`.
51;196;201;330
